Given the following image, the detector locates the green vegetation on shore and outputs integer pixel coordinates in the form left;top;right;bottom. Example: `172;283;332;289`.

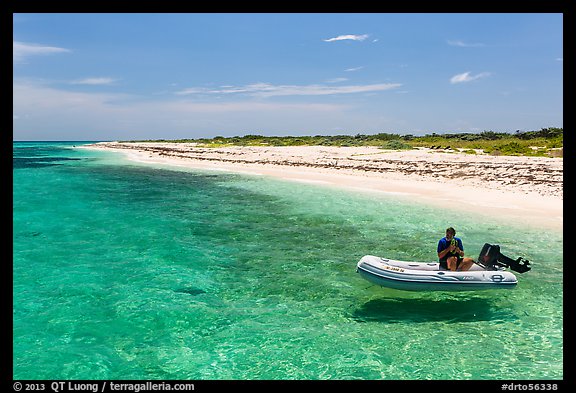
129;127;563;157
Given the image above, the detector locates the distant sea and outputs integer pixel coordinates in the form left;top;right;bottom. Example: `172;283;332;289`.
13;141;563;380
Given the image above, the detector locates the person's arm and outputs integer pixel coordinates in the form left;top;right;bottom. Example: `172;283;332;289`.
455;239;464;257
438;240;452;258
438;247;451;259
453;247;464;257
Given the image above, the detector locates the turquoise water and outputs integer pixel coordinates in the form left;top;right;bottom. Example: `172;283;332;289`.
13;142;563;380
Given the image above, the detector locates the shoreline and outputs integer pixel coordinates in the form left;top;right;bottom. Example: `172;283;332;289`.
83;142;563;231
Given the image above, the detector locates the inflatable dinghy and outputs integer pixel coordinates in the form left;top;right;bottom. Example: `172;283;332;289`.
356;243;531;292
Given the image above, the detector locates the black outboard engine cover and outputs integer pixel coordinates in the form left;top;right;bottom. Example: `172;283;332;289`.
478;243;501;269
477;243;531;273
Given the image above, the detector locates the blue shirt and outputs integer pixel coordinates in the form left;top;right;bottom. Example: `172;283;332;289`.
437;236;464;261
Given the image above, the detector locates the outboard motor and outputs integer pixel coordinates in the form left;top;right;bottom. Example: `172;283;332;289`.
477;243;531;273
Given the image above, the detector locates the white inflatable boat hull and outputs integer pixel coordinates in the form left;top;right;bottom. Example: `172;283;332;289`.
356;255;518;292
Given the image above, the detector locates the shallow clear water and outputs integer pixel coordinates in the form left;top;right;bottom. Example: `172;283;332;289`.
13;142;563;380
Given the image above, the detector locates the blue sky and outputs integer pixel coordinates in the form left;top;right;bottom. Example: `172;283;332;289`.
13;13;563;141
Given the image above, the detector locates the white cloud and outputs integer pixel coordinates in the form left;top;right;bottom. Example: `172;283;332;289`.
13;80;128;114
13;81;347;115
323;34;369;42
447;40;485;48
70;77;117;85
12;80;351;139
345;66;364;72
13;41;70;63
175;82;401;97
450;71;491;84
325;77;348;83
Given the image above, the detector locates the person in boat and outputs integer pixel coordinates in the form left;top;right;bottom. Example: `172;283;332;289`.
437;227;475;271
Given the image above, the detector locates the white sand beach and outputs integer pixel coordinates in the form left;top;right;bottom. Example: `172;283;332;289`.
84;142;563;231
